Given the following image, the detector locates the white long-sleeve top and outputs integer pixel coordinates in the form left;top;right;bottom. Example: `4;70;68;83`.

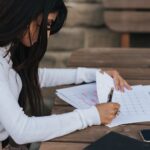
0;46;100;145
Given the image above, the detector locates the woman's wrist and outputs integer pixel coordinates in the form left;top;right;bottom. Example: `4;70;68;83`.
75;106;101;128
75;67;101;84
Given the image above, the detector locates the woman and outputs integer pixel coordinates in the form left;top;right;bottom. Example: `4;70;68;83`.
0;0;131;149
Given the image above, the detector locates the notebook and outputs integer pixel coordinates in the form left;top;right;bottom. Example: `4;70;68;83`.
84;132;150;150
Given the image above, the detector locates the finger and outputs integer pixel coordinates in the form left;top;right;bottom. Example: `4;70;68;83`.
117;76;126;92
114;77;120;90
119;79;125;92
110;110;120;116
116;76;124;91
109;104;120;112
118;75;132;90
109;114;116;120
114;108;120;116
109;102;120;107
111;103;120;109
109;115;115;120
110;109;118;116
116;110;120;116
124;80;132;90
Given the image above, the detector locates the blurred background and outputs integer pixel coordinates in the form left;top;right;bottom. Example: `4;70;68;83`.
40;0;150;68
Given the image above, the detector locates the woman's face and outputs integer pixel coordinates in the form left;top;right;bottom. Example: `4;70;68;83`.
21;12;58;47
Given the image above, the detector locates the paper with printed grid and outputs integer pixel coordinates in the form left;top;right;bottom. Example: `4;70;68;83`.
56;71;150;127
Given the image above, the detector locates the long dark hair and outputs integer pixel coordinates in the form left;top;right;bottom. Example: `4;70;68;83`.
0;0;67;116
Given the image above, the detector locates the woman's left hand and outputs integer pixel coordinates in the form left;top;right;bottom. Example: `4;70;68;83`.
103;69;132;92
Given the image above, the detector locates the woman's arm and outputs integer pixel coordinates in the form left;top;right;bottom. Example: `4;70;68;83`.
0;60;99;144
38;68;98;88
38;68;131;91
0;78;100;144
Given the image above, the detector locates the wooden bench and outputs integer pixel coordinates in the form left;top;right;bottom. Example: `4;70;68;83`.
103;0;150;47
68;48;150;85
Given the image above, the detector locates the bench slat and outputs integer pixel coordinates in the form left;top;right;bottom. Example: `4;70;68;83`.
104;11;150;32
73;48;150;53
68;48;150;68
70;58;150;68
40;142;88;150
103;0;150;9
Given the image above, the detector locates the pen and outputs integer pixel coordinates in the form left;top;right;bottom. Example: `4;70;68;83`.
108;88;114;102
108;88;120;116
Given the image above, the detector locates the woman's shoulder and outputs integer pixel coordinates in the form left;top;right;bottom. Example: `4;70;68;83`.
0;46;12;67
0;47;21;89
0;47;12;76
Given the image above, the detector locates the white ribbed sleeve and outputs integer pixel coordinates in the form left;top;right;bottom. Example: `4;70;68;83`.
0;59;100;144
38;68;99;87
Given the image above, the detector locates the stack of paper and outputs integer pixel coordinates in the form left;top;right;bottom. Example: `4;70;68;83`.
57;83;98;109
56;71;150;127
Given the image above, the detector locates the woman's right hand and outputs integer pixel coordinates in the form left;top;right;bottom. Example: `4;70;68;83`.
96;103;120;125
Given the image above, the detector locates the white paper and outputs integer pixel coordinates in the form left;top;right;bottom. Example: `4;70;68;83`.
56;71;150;127
96;71;115;103
142;85;150;96
109;85;150;127
56;83;99;109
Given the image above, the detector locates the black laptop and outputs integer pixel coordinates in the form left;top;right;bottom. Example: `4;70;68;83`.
84;132;150;150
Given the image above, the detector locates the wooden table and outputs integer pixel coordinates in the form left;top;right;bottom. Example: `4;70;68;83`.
40;48;150;150
40;94;150;150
